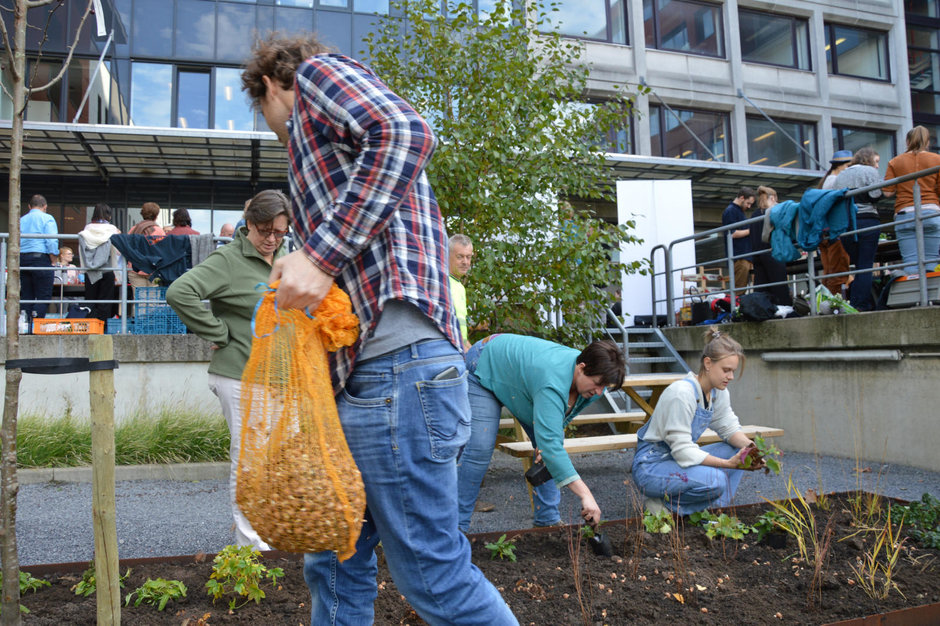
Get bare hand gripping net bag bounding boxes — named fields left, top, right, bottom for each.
left=237, top=283, right=364, bottom=559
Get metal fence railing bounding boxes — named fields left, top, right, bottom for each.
left=650, top=164, right=940, bottom=326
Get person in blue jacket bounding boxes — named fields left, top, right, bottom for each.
left=456, top=334, right=626, bottom=531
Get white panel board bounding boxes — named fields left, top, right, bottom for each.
left=617, top=180, right=695, bottom=323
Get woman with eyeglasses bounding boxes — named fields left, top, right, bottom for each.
left=166, top=189, right=290, bottom=550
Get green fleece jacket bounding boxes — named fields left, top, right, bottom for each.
left=166, top=227, right=285, bottom=380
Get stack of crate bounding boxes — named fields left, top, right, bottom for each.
left=133, top=287, right=186, bottom=335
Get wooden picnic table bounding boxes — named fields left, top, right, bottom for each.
left=619, top=372, right=687, bottom=423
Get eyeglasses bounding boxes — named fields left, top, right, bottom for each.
left=255, top=227, right=289, bottom=240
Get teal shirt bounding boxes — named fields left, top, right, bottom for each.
left=474, top=334, right=597, bottom=487
left=166, top=227, right=285, bottom=380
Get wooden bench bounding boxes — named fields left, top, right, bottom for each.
left=497, top=411, right=648, bottom=430
left=497, top=424, right=785, bottom=458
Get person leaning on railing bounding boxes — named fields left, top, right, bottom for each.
left=835, top=148, right=883, bottom=311
left=882, top=126, right=940, bottom=275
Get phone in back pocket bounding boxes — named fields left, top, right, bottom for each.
left=433, top=366, right=460, bottom=381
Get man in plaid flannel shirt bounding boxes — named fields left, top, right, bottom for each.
left=242, top=34, right=516, bottom=626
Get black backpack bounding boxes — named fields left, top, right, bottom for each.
left=739, top=292, right=777, bottom=322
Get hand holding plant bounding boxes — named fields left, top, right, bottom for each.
left=735, top=435, right=782, bottom=474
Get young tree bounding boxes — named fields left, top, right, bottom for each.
left=0, top=1, right=94, bottom=622
left=364, top=0, right=645, bottom=345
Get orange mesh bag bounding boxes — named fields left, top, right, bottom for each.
left=237, top=283, right=365, bottom=559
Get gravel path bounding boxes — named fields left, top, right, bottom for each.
left=16, top=450, right=940, bottom=566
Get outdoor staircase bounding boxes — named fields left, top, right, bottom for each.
left=594, top=310, right=691, bottom=424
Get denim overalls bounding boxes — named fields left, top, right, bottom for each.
left=631, top=378, right=745, bottom=515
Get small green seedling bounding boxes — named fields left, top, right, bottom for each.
left=741, top=435, right=782, bottom=474
left=898, top=493, right=940, bottom=549
left=125, top=578, right=188, bottom=611
left=484, top=534, right=518, bottom=561
left=206, top=545, right=284, bottom=611
left=72, top=563, right=131, bottom=597
left=643, top=509, right=673, bottom=534
left=0, top=571, right=51, bottom=615
left=752, top=510, right=788, bottom=542
left=580, top=524, right=596, bottom=540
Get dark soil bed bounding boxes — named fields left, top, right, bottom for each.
left=19, top=494, right=940, bottom=625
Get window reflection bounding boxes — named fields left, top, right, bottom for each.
left=25, top=61, right=63, bottom=122
left=133, top=0, right=172, bottom=57
left=650, top=105, right=729, bottom=161
left=739, top=10, right=810, bottom=70
left=131, top=63, right=173, bottom=127
left=538, top=0, right=622, bottom=44
left=645, top=0, right=723, bottom=57
left=355, top=0, right=388, bottom=14
left=826, top=23, right=889, bottom=81
left=178, top=70, right=210, bottom=129
left=746, top=117, right=816, bottom=169
left=832, top=126, right=895, bottom=177
left=214, top=68, right=254, bottom=131
left=176, top=0, right=217, bottom=60
left=218, top=3, right=257, bottom=62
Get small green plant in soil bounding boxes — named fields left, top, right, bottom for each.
left=484, top=534, right=518, bottom=562
left=125, top=578, right=188, bottom=611
left=752, top=510, right=788, bottom=542
left=579, top=524, right=596, bottom=540
left=738, top=435, right=782, bottom=474
left=72, top=563, right=131, bottom=597
left=689, top=511, right=751, bottom=540
left=0, top=571, right=51, bottom=615
left=764, top=476, right=823, bottom=565
left=205, top=545, right=284, bottom=611
left=897, top=493, right=940, bottom=549
left=643, top=509, right=673, bottom=534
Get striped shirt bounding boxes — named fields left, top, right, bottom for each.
left=286, top=54, right=460, bottom=389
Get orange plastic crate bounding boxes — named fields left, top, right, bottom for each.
left=32, top=318, right=104, bottom=335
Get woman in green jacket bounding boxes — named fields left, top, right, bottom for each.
left=166, top=189, right=290, bottom=549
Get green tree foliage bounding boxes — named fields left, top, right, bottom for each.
left=364, top=0, right=645, bottom=343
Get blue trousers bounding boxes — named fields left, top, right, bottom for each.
left=302, top=340, right=517, bottom=626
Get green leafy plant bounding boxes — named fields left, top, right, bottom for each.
left=643, top=509, right=673, bottom=534
left=0, top=571, right=51, bottom=615
left=850, top=504, right=907, bottom=600
left=365, top=0, right=645, bottom=344
left=739, top=435, right=782, bottom=474
left=897, top=493, right=940, bottom=549
left=484, top=534, right=518, bottom=562
left=579, top=524, right=595, bottom=540
left=72, top=563, right=131, bottom=597
left=205, top=545, right=284, bottom=611
left=689, top=511, right=750, bottom=540
left=752, top=511, right=788, bottom=543
left=125, top=578, right=188, bottom=611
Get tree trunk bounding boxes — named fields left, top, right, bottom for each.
left=1, top=0, right=27, bottom=622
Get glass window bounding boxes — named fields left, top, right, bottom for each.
left=538, top=0, right=627, bottom=45
left=132, top=0, right=173, bottom=57
left=355, top=0, right=389, bottom=14
left=567, top=101, right=633, bottom=153
left=832, top=125, right=896, bottom=177
left=178, top=70, right=210, bottom=129
left=212, top=210, right=246, bottom=235
left=176, top=0, right=217, bottom=60
left=746, top=116, right=816, bottom=169
left=649, top=105, right=729, bottom=161
left=277, top=0, right=314, bottom=6
left=217, top=3, right=257, bottom=62
left=739, top=9, right=810, bottom=70
left=131, top=63, right=173, bottom=127
left=276, top=7, right=315, bottom=35
left=644, top=0, right=723, bottom=58
left=24, top=61, right=63, bottom=122
left=214, top=68, right=254, bottom=131
left=825, top=23, right=889, bottom=81
left=321, top=0, right=349, bottom=8
left=906, top=0, right=939, bottom=18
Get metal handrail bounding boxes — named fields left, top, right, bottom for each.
left=650, top=164, right=940, bottom=325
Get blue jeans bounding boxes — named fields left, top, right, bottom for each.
left=894, top=208, right=940, bottom=275
left=841, top=216, right=881, bottom=311
left=632, top=441, right=745, bottom=515
left=456, top=373, right=561, bottom=531
left=302, top=339, right=517, bottom=626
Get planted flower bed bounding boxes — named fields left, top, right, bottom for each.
left=17, top=493, right=940, bottom=625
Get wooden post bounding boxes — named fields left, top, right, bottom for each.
left=88, top=335, right=120, bottom=625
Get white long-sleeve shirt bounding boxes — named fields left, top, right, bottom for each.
left=640, top=373, right=742, bottom=468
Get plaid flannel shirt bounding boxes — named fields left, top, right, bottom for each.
left=286, top=54, right=460, bottom=390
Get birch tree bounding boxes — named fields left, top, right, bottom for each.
left=0, top=1, right=94, bottom=621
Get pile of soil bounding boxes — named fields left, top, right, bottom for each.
left=19, top=495, right=940, bottom=624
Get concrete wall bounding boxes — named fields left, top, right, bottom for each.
left=1, top=335, right=221, bottom=422
left=660, top=308, right=940, bottom=472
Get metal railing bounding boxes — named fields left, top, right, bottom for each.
left=650, top=164, right=940, bottom=325
left=1, top=232, right=232, bottom=334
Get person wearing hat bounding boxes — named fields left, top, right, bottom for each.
left=815, top=149, right=854, bottom=295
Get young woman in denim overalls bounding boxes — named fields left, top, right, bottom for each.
left=632, top=327, right=764, bottom=515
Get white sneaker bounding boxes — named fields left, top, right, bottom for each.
left=644, top=497, right=667, bottom=514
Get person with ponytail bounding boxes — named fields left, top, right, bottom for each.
left=631, top=326, right=764, bottom=515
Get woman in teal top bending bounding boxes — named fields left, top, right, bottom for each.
left=456, top=334, right=625, bottom=531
